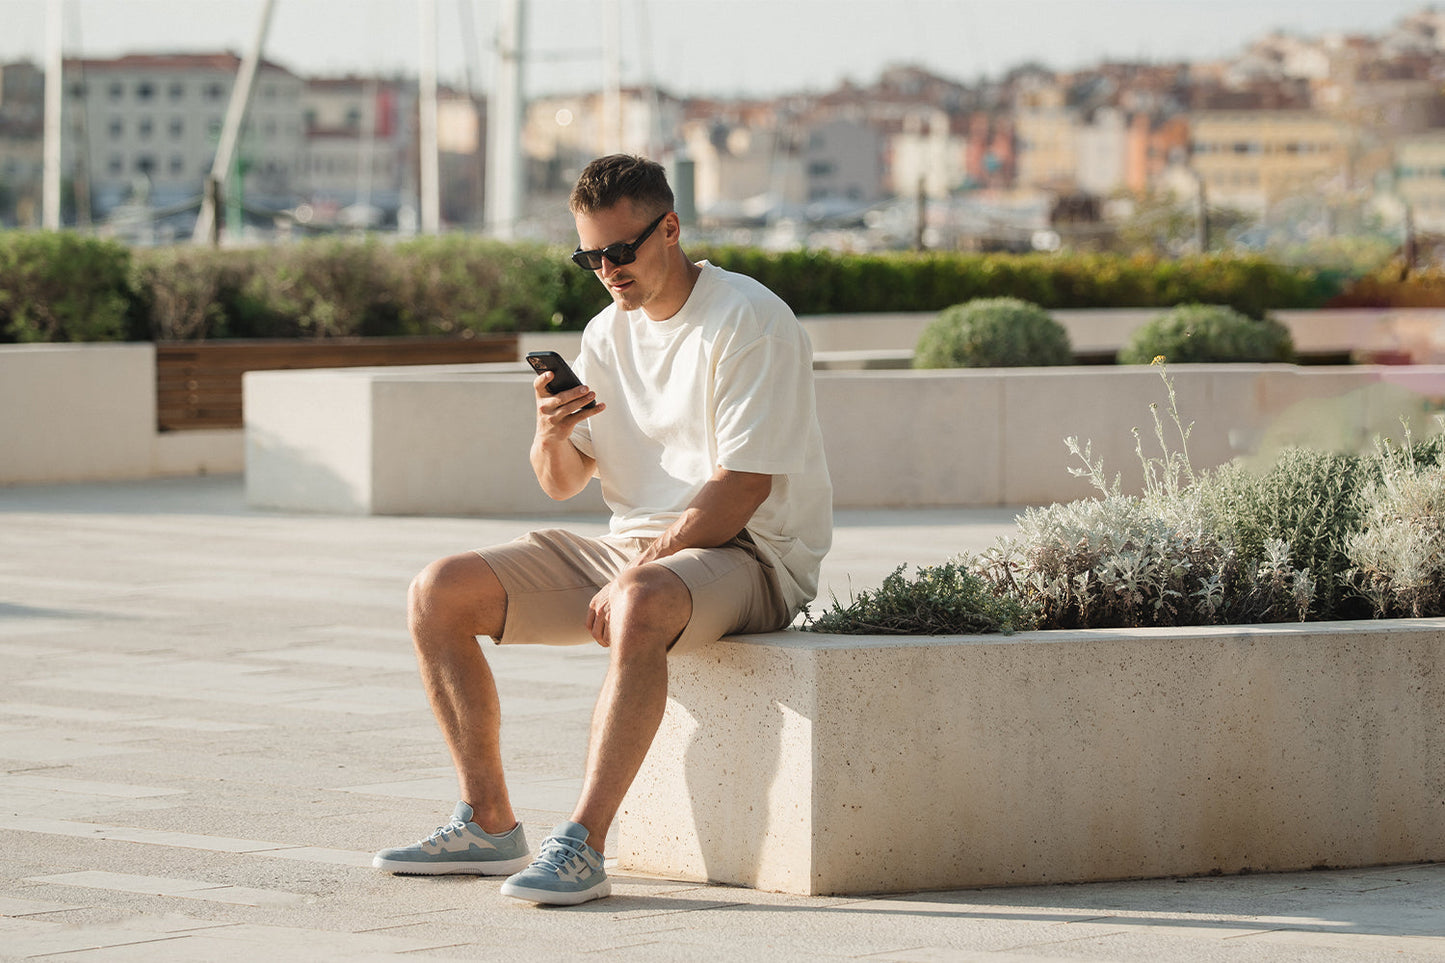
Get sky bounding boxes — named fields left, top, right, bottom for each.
left=0, top=0, right=1431, bottom=98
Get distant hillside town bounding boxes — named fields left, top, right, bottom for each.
left=0, top=6, right=1441, bottom=256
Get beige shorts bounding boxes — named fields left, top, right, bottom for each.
left=474, top=528, right=791, bottom=654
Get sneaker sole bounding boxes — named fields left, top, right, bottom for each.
left=498, top=878, right=612, bottom=905
left=373, top=854, right=533, bottom=876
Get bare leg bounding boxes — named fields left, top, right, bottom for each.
left=409, top=552, right=517, bottom=835
left=570, top=565, right=692, bottom=854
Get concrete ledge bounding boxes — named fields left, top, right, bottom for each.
left=618, top=619, right=1445, bottom=896
left=247, top=362, right=1443, bottom=513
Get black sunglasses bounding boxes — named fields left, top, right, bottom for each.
left=571, top=211, right=670, bottom=271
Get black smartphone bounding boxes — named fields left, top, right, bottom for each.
left=525, top=350, right=597, bottom=410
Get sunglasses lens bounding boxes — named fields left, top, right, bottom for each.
left=601, top=244, right=635, bottom=266
left=571, top=245, right=636, bottom=271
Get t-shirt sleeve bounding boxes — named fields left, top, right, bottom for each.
left=712, top=332, right=815, bottom=476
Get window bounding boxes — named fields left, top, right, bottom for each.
left=169, top=155, right=184, bottom=175
left=205, top=82, right=225, bottom=101
left=107, top=155, right=123, bottom=175
left=169, top=118, right=184, bottom=138
left=108, top=119, right=123, bottom=139
left=136, top=81, right=154, bottom=101
left=108, top=81, right=123, bottom=100
left=138, top=118, right=153, bottom=139
left=169, top=81, right=185, bottom=101
left=135, top=155, right=155, bottom=175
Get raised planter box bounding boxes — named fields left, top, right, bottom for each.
left=617, top=619, right=1445, bottom=896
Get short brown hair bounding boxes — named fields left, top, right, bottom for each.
left=569, top=154, right=674, bottom=217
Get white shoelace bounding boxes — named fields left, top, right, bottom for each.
left=423, top=819, right=466, bottom=845
left=532, top=836, right=589, bottom=873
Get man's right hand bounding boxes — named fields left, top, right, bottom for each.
left=529, top=372, right=602, bottom=501
left=533, top=371, right=603, bottom=441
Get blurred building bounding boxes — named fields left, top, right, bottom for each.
left=436, top=89, right=485, bottom=229
left=297, top=75, right=417, bottom=228
left=1188, top=110, right=1355, bottom=213
left=61, top=53, right=305, bottom=223
left=680, top=111, right=806, bottom=222
left=523, top=86, right=684, bottom=195
left=1395, top=132, right=1445, bottom=232
left=0, top=62, right=44, bottom=226
left=889, top=109, right=968, bottom=199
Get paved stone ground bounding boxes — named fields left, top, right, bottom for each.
left=0, top=475, right=1441, bottom=962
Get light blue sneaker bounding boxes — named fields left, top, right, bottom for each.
left=499, top=821, right=611, bottom=905
left=373, top=802, right=530, bottom=875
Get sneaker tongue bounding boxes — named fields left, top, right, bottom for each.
left=452, top=801, right=476, bottom=825
left=550, top=820, right=590, bottom=844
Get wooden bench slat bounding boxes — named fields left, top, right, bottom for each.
left=155, top=336, right=519, bottom=432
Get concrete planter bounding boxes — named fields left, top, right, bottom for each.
left=245, top=362, right=1445, bottom=513
left=618, top=618, right=1445, bottom=896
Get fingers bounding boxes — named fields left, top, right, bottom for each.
left=587, top=588, right=611, bottom=647
left=533, top=374, right=602, bottom=423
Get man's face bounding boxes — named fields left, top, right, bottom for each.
left=573, top=200, right=670, bottom=315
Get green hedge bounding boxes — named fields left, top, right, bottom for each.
left=696, top=248, right=1339, bottom=318
left=1, top=231, right=1346, bottom=343
left=0, top=232, right=139, bottom=341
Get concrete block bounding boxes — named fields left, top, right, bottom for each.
left=245, top=369, right=375, bottom=514
left=816, top=370, right=1002, bottom=508
left=0, top=344, right=156, bottom=484
left=619, top=620, right=1445, bottom=896
left=245, top=365, right=606, bottom=515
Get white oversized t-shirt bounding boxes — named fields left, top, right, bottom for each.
left=569, top=261, right=833, bottom=612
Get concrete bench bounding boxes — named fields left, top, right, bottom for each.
left=616, top=618, right=1445, bottom=896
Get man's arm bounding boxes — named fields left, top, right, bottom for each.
left=628, top=467, right=773, bottom=568
left=529, top=372, right=602, bottom=501
left=586, top=466, right=772, bottom=646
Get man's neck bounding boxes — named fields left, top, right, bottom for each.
left=641, top=257, right=704, bottom=322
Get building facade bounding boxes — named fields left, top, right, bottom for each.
left=62, top=53, right=305, bottom=220
left=1396, top=132, right=1445, bottom=232
left=297, top=76, right=418, bottom=227
left=1189, top=110, right=1355, bottom=213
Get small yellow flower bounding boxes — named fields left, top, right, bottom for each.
left=1151, top=355, right=1167, bottom=366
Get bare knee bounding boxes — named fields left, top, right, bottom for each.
left=409, top=552, right=506, bottom=640
left=605, top=566, right=690, bottom=656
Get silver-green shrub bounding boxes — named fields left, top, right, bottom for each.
left=977, top=496, right=1314, bottom=629
left=976, top=364, right=1317, bottom=629
left=913, top=297, right=1072, bottom=368
left=1191, top=448, right=1368, bottom=621
left=1344, top=438, right=1445, bottom=618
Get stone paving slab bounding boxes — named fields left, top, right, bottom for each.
left=0, top=475, right=1441, bottom=961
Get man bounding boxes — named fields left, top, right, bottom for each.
left=373, top=154, right=832, bottom=905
